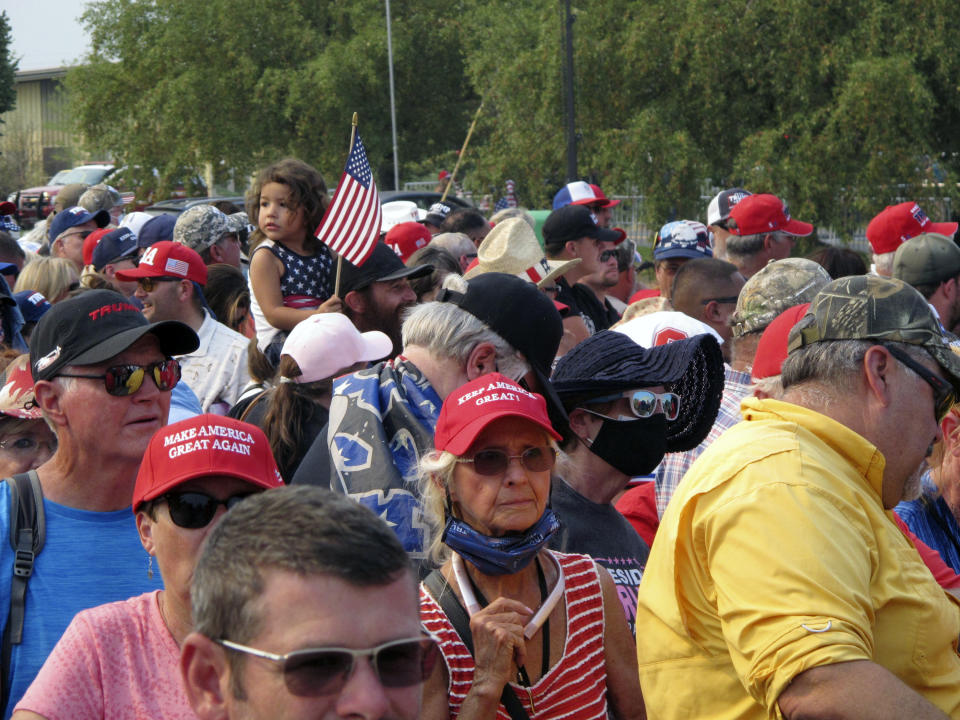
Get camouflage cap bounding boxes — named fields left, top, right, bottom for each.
left=787, top=275, right=960, bottom=392
left=892, top=233, right=960, bottom=288
left=53, top=183, right=90, bottom=213
left=224, top=211, right=249, bottom=235
left=730, top=258, right=832, bottom=337
left=173, top=205, right=230, bottom=253
left=79, top=183, right=122, bottom=213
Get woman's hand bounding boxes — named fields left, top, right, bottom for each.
left=315, top=295, right=342, bottom=314
left=468, top=597, right=533, bottom=695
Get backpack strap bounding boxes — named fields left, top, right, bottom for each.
left=423, top=569, right=531, bottom=720
left=1, top=471, right=43, bottom=714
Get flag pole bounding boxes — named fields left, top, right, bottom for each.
left=441, top=102, right=483, bottom=203
left=334, top=113, right=360, bottom=299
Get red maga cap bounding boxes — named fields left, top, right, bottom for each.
left=133, top=414, right=282, bottom=510
left=385, top=222, right=432, bottom=263
left=115, top=241, right=207, bottom=285
left=82, top=228, right=112, bottom=267
left=433, top=373, right=561, bottom=456
left=865, top=201, right=958, bottom=255
left=751, top=303, right=811, bottom=381
left=729, top=193, right=813, bottom=237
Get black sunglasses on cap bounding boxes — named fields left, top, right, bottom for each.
left=216, top=635, right=439, bottom=697
left=58, top=359, right=181, bottom=396
left=161, top=491, right=254, bottom=529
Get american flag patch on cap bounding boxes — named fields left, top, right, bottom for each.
left=165, top=258, right=189, bottom=276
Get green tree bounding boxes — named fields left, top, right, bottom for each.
left=0, top=11, right=19, bottom=131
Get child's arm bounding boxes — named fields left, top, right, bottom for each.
left=249, top=248, right=341, bottom=331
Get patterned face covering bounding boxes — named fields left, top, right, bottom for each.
left=442, top=508, right=560, bottom=576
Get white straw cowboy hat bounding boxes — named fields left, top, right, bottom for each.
left=462, top=217, right=580, bottom=287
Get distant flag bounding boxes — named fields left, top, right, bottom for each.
left=314, top=124, right=382, bottom=266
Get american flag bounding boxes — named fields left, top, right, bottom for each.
left=314, top=128, right=382, bottom=266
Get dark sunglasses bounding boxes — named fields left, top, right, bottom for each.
left=700, top=296, right=739, bottom=305
left=217, top=635, right=439, bottom=697
left=599, top=249, right=617, bottom=262
left=137, top=276, right=182, bottom=292
left=457, top=446, right=557, bottom=476
left=885, top=345, right=956, bottom=422
left=162, top=491, right=253, bottom=529
left=58, top=358, right=181, bottom=397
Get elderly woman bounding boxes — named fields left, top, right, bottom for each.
left=548, top=328, right=724, bottom=632
left=419, top=373, right=645, bottom=720
left=0, top=355, right=56, bottom=477
left=11, top=415, right=282, bottom=719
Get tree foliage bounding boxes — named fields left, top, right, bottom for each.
left=66, top=0, right=960, bottom=235
left=0, top=11, right=19, bottom=129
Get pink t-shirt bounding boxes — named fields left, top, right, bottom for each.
left=14, top=590, right=196, bottom=719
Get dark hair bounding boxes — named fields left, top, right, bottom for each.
left=0, top=232, right=25, bottom=265
left=257, top=355, right=330, bottom=481
left=806, top=245, right=867, bottom=279
left=406, top=245, right=460, bottom=301
left=245, top=338, right=276, bottom=385
left=203, top=264, right=250, bottom=335
left=191, top=486, right=411, bottom=646
left=441, top=209, right=487, bottom=235
left=211, top=200, right=242, bottom=215
left=245, top=158, right=328, bottom=252
left=670, top=257, right=740, bottom=316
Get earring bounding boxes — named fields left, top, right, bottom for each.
left=147, top=555, right=154, bottom=579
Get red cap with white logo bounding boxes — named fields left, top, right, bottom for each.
left=115, top=241, right=208, bottom=285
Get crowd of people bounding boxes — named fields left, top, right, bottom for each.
left=0, top=165, right=955, bottom=719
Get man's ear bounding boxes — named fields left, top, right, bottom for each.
left=862, top=345, right=893, bottom=407
left=465, top=342, right=498, bottom=380
left=343, top=289, right=366, bottom=315
left=208, top=243, right=225, bottom=264
left=50, top=239, right=65, bottom=259
left=32, top=380, right=67, bottom=427
left=564, top=239, right=580, bottom=259
left=180, top=633, right=231, bottom=720
left=702, top=299, right=723, bottom=324
left=942, top=411, right=960, bottom=456
left=567, top=407, right=595, bottom=441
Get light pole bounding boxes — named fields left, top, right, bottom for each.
left=564, top=0, right=577, bottom=182
left=385, top=0, right=400, bottom=190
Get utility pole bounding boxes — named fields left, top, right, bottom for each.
left=386, top=0, right=400, bottom=190
left=563, top=0, right=577, bottom=182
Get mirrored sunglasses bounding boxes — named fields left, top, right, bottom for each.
left=456, top=446, right=557, bottom=476
left=584, top=390, right=681, bottom=421
left=58, top=358, right=181, bottom=397
left=217, top=635, right=439, bottom=697
left=162, top=491, right=253, bottom=529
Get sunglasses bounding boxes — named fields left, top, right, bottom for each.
left=137, top=276, right=182, bottom=292
left=58, top=358, right=181, bottom=396
left=217, top=635, right=439, bottom=697
left=885, top=345, right=956, bottom=422
left=600, top=249, right=618, bottom=262
left=585, top=390, right=681, bottom=421
left=162, top=491, right=253, bottom=529
left=700, top=296, right=739, bottom=305
left=457, top=446, right=557, bottom=476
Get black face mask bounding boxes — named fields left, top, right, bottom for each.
left=588, top=414, right=667, bottom=477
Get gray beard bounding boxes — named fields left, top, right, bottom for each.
left=901, top=461, right=928, bottom=503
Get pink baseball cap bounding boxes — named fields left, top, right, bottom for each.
left=280, top=313, right=392, bottom=384
left=433, top=373, right=561, bottom=456
left=866, top=201, right=958, bottom=255
left=751, top=303, right=811, bottom=381
left=133, top=414, right=283, bottom=510
left=728, top=193, right=813, bottom=237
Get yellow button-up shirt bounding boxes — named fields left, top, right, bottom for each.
left=636, top=398, right=960, bottom=719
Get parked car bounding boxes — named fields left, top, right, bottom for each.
left=379, top=190, right=473, bottom=211
left=143, top=195, right=247, bottom=216
left=12, top=163, right=117, bottom=227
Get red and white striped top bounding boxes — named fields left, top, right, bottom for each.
left=420, top=551, right=608, bottom=719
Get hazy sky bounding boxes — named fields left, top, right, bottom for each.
left=5, top=0, right=91, bottom=72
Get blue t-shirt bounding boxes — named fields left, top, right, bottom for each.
left=0, top=483, right=162, bottom=718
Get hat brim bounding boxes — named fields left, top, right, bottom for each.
left=378, top=263, right=433, bottom=284
left=654, top=248, right=708, bottom=261
left=357, top=330, right=394, bottom=362
left=115, top=265, right=170, bottom=281
left=441, top=404, right=563, bottom=457
left=588, top=226, right=624, bottom=245
left=68, top=320, right=199, bottom=368
left=780, top=219, right=814, bottom=236
left=928, top=221, right=959, bottom=238
left=538, top=258, right=582, bottom=286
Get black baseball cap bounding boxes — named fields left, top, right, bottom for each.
left=339, top=242, right=432, bottom=295
left=30, top=289, right=199, bottom=382
left=435, top=272, right=567, bottom=430
left=542, top=205, right=623, bottom=252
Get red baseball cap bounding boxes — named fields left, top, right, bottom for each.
left=385, top=222, right=432, bottom=263
left=132, top=414, right=283, bottom=510
left=115, top=240, right=207, bottom=285
left=0, top=355, right=42, bottom=420
left=865, top=201, right=958, bottom=255
left=728, top=193, right=813, bottom=237
left=82, top=228, right=112, bottom=268
left=433, top=373, right=561, bottom=456
left=751, top=303, right=811, bottom=381
left=628, top=288, right=661, bottom=304
left=570, top=183, right=620, bottom=209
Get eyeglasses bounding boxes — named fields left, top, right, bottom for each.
left=600, top=249, right=618, bottom=262
left=162, top=491, right=253, bottom=529
left=885, top=345, right=956, bottom=422
left=57, top=358, right=181, bottom=396
left=456, top=446, right=557, bottom=476
left=137, top=276, right=183, bottom=293
left=216, top=635, right=439, bottom=697
left=59, top=230, right=92, bottom=242
left=584, top=390, right=681, bottom=421
left=700, top=296, right=739, bottom=305
left=0, top=434, right=56, bottom=455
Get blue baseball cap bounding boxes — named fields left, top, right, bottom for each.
left=653, top=220, right=713, bottom=261
left=48, top=206, right=110, bottom=242
left=137, top=214, right=176, bottom=249
left=14, top=290, right=51, bottom=324
left=92, top=227, right=138, bottom=271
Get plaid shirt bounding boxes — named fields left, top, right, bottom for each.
left=655, top=365, right=752, bottom=518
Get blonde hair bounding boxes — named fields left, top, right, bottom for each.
left=14, top=257, right=78, bottom=303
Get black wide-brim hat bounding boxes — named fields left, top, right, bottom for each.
left=550, top=330, right=724, bottom=452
